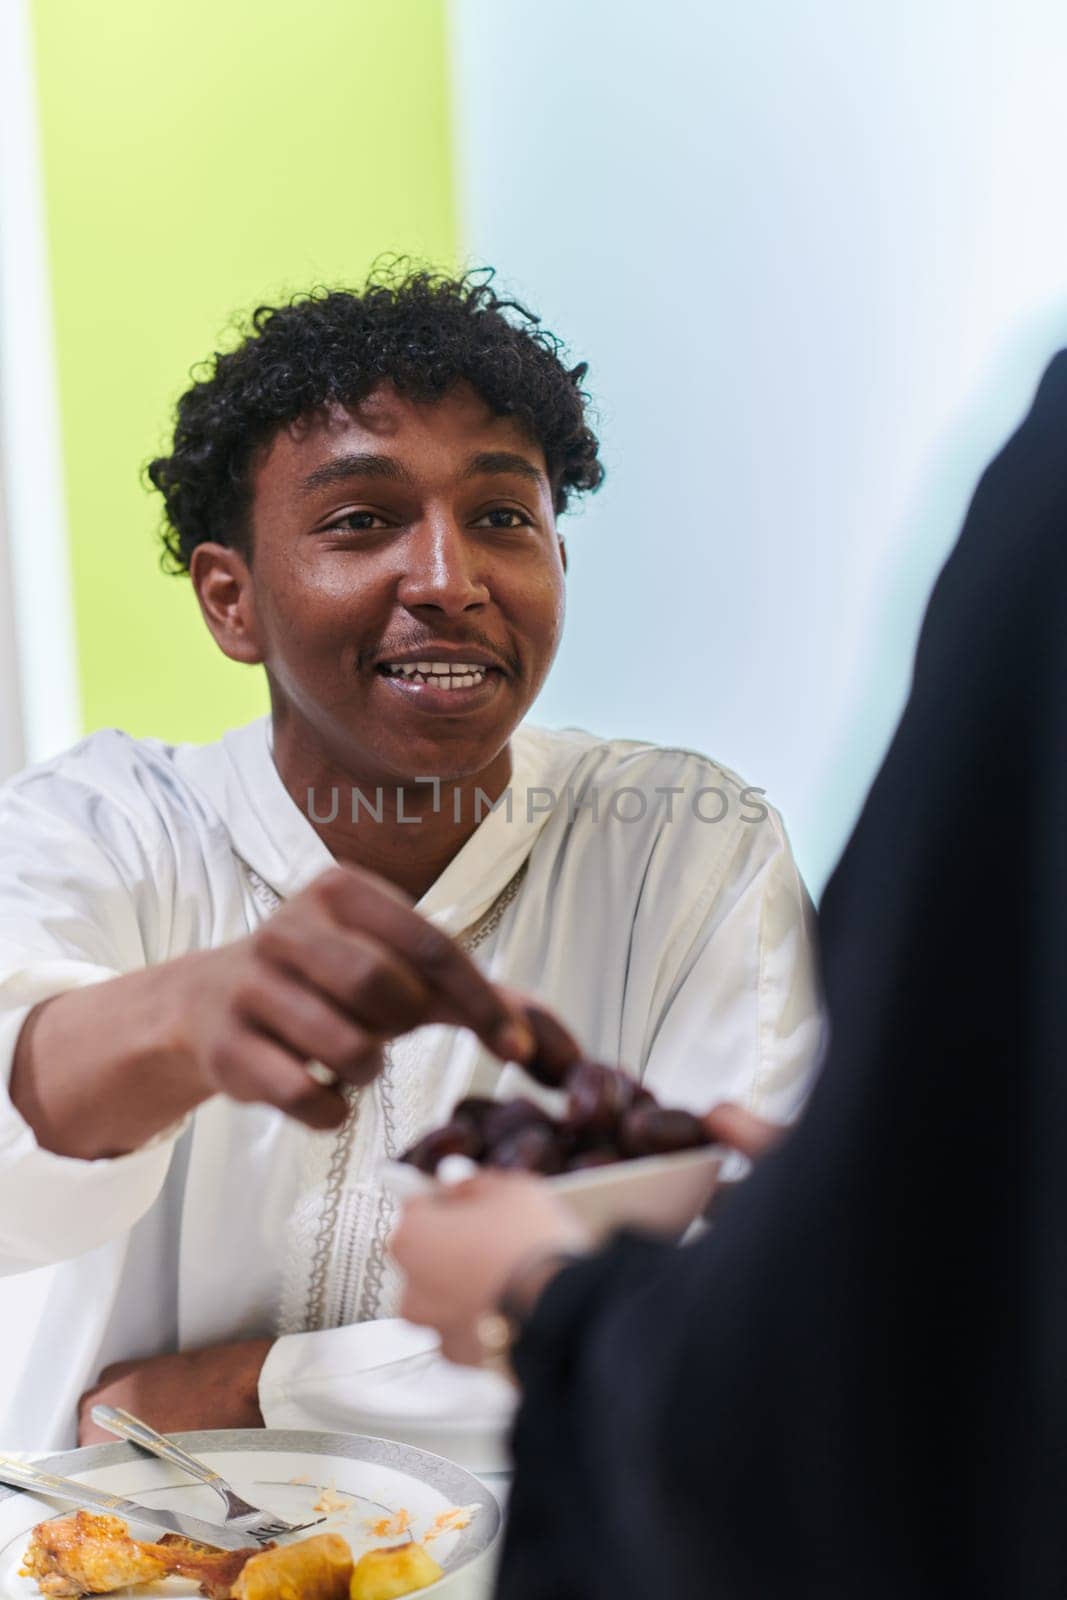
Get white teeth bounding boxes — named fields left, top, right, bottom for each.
left=384, top=661, right=488, bottom=682
left=383, top=662, right=488, bottom=689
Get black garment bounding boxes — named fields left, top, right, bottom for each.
left=499, top=354, right=1067, bottom=1598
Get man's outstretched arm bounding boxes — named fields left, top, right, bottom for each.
left=9, top=863, right=537, bottom=1162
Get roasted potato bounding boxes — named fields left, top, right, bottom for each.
left=349, top=1541, right=444, bottom=1599
left=232, top=1532, right=353, bottom=1599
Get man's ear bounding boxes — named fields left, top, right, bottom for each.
left=558, top=534, right=568, bottom=575
left=189, top=543, right=264, bottom=664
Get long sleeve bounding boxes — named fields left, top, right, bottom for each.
left=0, top=759, right=181, bottom=1272
left=258, top=1319, right=517, bottom=1473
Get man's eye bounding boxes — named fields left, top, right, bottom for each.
left=472, top=507, right=532, bottom=529
left=330, top=511, right=388, bottom=532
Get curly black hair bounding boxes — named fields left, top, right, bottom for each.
left=147, top=265, right=604, bottom=573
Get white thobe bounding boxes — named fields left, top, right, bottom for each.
left=0, top=718, right=820, bottom=1462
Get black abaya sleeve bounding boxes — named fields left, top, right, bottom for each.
left=498, top=353, right=1067, bottom=1599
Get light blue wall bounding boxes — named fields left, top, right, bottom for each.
left=451, top=0, right=1067, bottom=892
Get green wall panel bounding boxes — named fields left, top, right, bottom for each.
left=31, top=0, right=458, bottom=743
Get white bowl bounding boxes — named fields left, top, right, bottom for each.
left=382, top=1144, right=722, bottom=1243
left=545, top=1143, right=722, bottom=1239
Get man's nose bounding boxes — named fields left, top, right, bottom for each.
left=395, top=516, right=490, bottom=616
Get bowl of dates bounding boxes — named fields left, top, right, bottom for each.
left=393, top=1059, right=722, bottom=1239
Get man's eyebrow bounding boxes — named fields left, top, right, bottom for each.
left=300, top=453, right=414, bottom=493
left=461, top=451, right=548, bottom=487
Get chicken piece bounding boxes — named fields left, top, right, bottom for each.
left=349, top=1542, right=444, bottom=1600
left=232, top=1533, right=353, bottom=1599
left=21, top=1511, right=170, bottom=1596
left=21, top=1510, right=263, bottom=1598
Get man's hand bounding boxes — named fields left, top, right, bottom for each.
left=12, top=861, right=544, bottom=1157
left=177, top=864, right=538, bottom=1132
left=77, top=1338, right=273, bottom=1446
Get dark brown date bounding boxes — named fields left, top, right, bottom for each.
left=450, top=1097, right=497, bottom=1158
left=405, top=1122, right=480, bottom=1173
left=490, top=1124, right=565, bottom=1175
left=484, top=1097, right=554, bottom=1148
left=564, top=1060, right=653, bottom=1136
left=453, top=1096, right=497, bottom=1128
left=402, top=1119, right=481, bottom=1174
left=401, top=1060, right=708, bottom=1181
left=519, top=1000, right=582, bottom=1088
left=618, top=1104, right=710, bottom=1159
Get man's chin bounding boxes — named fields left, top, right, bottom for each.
left=360, top=673, right=521, bottom=784
left=392, top=747, right=511, bottom=789
left=359, top=726, right=515, bottom=790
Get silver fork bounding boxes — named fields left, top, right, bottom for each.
left=90, top=1405, right=326, bottom=1544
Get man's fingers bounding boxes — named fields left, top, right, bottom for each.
left=314, top=868, right=534, bottom=1062
left=208, top=1030, right=349, bottom=1129
left=257, top=916, right=434, bottom=1035
left=702, top=1102, right=783, bottom=1159
left=233, top=966, right=387, bottom=1085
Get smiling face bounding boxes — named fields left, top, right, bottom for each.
left=191, top=382, right=567, bottom=788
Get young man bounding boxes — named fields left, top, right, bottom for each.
left=0, top=269, right=820, bottom=1461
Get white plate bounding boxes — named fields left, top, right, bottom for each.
left=0, top=1428, right=501, bottom=1598
left=384, top=1143, right=722, bottom=1241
